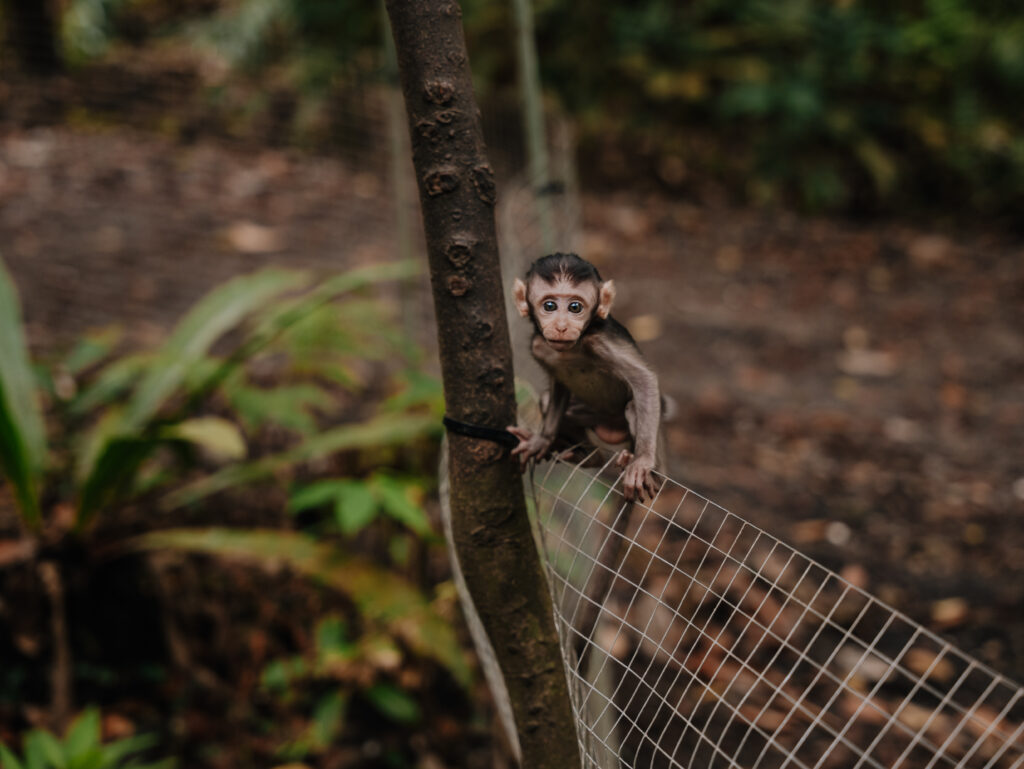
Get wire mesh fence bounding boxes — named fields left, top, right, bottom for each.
left=531, top=452, right=1024, bottom=769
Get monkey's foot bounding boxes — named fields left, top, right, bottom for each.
left=614, top=449, right=633, bottom=469
left=620, top=455, right=659, bottom=503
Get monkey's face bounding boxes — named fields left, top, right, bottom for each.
left=513, top=275, right=615, bottom=350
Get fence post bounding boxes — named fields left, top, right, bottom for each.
left=382, top=2, right=582, bottom=767
left=511, top=0, right=556, bottom=253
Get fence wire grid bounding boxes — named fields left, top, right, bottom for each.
left=530, top=452, right=1024, bottom=769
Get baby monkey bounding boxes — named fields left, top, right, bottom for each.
left=508, top=253, right=663, bottom=502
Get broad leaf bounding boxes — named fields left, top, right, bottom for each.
left=99, top=733, right=158, bottom=765
left=161, top=418, right=247, bottom=462
left=288, top=479, right=349, bottom=513
left=63, top=708, right=101, bottom=759
left=188, top=260, right=419, bottom=405
left=227, top=383, right=333, bottom=435
left=123, top=268, right=311, bottom=432
left=69, top=354, right=150, bottom=417
left=333, top=481, right=377, bottom=535
left=365, top=682, right=420, bottom=724
left=75, top=409, right=154, bottom=529
left=61, top=327, right=123, bottom=377
left=309, top=691, right=347, bottom=748
left=133, top=528, right=471, bottom=687
left=370, top=475, right=431, bottom=535
left=0, top=258, right=46, bottom=528
left=23, top=730, right=62, bottom=769
left=289, top=479, right=378, bottom=535
left=0, top=744, right=26, bottom=769
left=161, top=411, right=439, bottom=511
left=76, top=269, right=308, bottom=523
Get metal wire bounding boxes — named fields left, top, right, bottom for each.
left=530, top=454, right=1024, bottom=769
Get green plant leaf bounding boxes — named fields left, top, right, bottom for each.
left=23, top=730, right=63, bottom=769
left=315, top=616, right=349, bottom=654
left=0, top=743, right=26, bottom=769
left=0, top=257, right=46, bottom=529
left=61, top=327, right=123, bottom=376
left=227, top=383, right=332, bottom=435
left=99, top=733, right=158, bottom=766
left=132, top=528, right=471, bottom=687
left=371, top=475, right=431, bottom=536
left=288, top=479, right=348, bottom=513
left=160, top=418, right=247, bottom=462
left=333, top=481, right=377, bottom=535
left=124, top=268, right=311, bottom=433
left=309, top=691, right=347, bottom=748
left=69, top=354, right=150, bottom=417
left=75, top=408, right=155, bottom=530
left=381, top=370, right=444, bottom=417
left=161, top=411, right=439, bottom=511
left=364, top=682, right=420, bottom=725
left=188, top=260, right=419, bottom=407
left=75, top=269, right=309, bottom=524
left=63, top=709, right=101, bottom=759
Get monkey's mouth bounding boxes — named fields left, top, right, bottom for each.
left=544, top=337, right=577, bottom=350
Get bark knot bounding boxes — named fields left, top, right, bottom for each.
left=415, top=119, right=438, bottom=141
left=424, top=79, right=456, bottom=105
left=423, top=166, right=459, bottom=196
left=471, top=164, right=497, bottom=206
left=447, top=275, right=470, bottom=296
left=446, top=237, right=475, bottom=267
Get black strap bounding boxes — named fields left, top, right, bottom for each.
left=443, top=416, right=519, bottom=448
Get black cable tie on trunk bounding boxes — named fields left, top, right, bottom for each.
left=443, top=416, right=519, bottom=448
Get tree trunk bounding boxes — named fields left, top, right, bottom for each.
left=383, top=2, right=581, bottom=767
left=1, top=0, right=62, bottom=76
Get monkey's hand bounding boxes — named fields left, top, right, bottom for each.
left=619, top=453, right=659, bottom=503
left=507, top=426, right=553, bottom=469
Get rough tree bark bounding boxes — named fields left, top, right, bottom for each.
left=383, top=3, right=581, bottom=767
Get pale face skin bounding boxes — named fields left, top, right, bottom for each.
left=512, top=275, right=615, bottom=350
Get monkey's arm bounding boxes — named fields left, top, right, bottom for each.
left=591, top=336, right=661, bottom=501
left=508, top=379, right=570, bottom=467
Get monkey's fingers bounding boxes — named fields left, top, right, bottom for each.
left=642, top=471, right=659, bottom=502
left=506, top=425, right=533, bottom=441
left=621, top=469, right=640, bottom=502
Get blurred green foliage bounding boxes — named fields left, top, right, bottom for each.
left=0, top=256, right=426, bottom=536
left=531, top=0, right=1024, bottom=212
left=0, top=709, right=173, bottom=769
left=51, top=0, right=1023, bottom=214
left=1, top=255, right=460, bottom=757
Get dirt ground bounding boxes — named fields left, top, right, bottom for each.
left=1, top=117, right=1022, bottom=749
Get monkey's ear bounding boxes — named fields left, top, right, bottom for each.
left=596, top=280, right=616, bottom=319
left=512, top=278, right=531, bottom=317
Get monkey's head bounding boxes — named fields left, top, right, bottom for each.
left=512, top=253, right=615, bottom=350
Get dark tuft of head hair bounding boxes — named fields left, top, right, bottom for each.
left=525, top=253, right=603, bottom=285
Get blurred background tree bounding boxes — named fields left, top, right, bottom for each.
left=11, top=0, right=1020, bottom=216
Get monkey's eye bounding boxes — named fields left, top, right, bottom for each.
left=542, top=300, right=557, bottom=312
left=568, top=301, right=583, bottom=313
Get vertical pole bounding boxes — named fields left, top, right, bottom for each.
left=511, top=0, right=556, bottom=253
left=383, top=3, right=581, bottom=767
left=381, top=2, right=417, bottom=343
